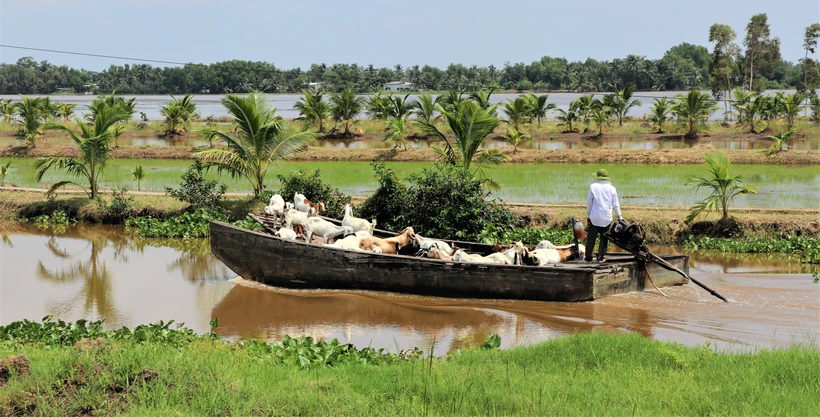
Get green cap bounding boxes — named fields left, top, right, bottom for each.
left=594, top=169, right=610, bottom=180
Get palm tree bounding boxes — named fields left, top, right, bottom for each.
left=294, top=90, right=330, bottom=132
left=0, top=99, right=14, bottom=122
left=608, top=83, right=641, bottom=126
left=390, top=93, right=414, bottom=118
left=131, top=165, right=146, bottom=191
left=57, top=103, right=77, bottom=121
left=555, top=100, right=582, bottom=133
left=0, top=161, right=10, bottom=186
left=329, top=89, right=365, bottom=137
left=780, top=92, right=806, bottom=131
left=525, top=94, right=556, bottom=127
left=411, top=93, right=439, bottom=122
left=416, top=100, right=505, bottom=188
left=647, top=97, right=671, bottom=133
left=195, top=92, right=319, bottom=196
left=502, top=126, right=531, bottom=152
left=501, top=97, right=532, bottom=131
left=383, top=114, right=410, bottom=150
left=590, top=106, right=611, bottom=137
left=468, top=89, right=497, bottom=116
left=731, top=88, right=754, bottom=125
left=13, top=96, right=46, bottom=147
left=764, top=129, right=795, bottom=156
left=671, top=90, right=718, bottom=139
left=365, top=91, right=393, bottom=120
left=85, top=92, right=135, bottom=148
left=434, top=90, right=465, bottom=114
left=685, top=152, right=756, bottom=222
left=159, top=94, right=197, bottom=135
left=576, top=94, right=598, bottom=132
left=35, top=107, right=131, bottom=198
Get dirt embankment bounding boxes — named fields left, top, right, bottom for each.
left=2, top=143, right=818, bottom=165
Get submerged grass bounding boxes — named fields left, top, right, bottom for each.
left=1, top=319, right=818, bottom=416
left=1, top=157, right=817, bottom=208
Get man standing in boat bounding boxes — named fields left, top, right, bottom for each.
left=585, top=169, right=622, bottom=262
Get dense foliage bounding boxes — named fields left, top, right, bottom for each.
left=0, top=318, right=422, bottom=368
left=684, top=235, right=820, bottom=264
left=358, top=164, right=518, bottom=241
left=275, top=170, right=351, bottom=218
left=2, top=15, right=813, bottom=95
left=165, top=161, right=226, bottom=209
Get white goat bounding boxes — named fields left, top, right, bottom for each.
left=534, top=240, right=557, bottom=250
left=275, top=227, right=298, bottom=241
left=304, top=217, right=353, bottom=244
left=451, top=247, right=517, bottom=265
left=264, top=194, right=288, bottom=223
left=341, top=204, right=376, bottom=234
left=284, top=208, right=310, bottom=229
left=324, top=234, right=363, bottom=251
left=414, top=234, right=453, bottom=255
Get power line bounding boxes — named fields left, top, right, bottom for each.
left=0, top=44, right=189, bottom=66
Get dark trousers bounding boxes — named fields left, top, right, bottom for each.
left=584, top=221, right=610, bottom=262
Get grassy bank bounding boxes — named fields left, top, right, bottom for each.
left=1, top=158, right=817, bottom=208
left=1, top=320, right=818, bottom=416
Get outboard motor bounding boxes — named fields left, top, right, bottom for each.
left=607, top=219, right=646, bottom=253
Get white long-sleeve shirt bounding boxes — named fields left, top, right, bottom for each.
left=586, top=180, right=622, bottom=227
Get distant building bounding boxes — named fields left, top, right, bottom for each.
left=383, top=81, right=414, bottom=92
left=306, top=82, right=322, bottom=91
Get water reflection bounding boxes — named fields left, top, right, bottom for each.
left=1, top=222, right=817, bottom=354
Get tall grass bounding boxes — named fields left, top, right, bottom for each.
left=1, top=331, right=817, bottom=416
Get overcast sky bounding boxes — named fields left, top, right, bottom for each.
left=1, top=0, right=818, bottom=71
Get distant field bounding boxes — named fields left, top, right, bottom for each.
left=1, top=158, right=816, bottom=208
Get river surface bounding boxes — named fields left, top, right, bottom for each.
left=0, top=90, right=808, bottom=121
left=1, top=223, right=817, bottom=355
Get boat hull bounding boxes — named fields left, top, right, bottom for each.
left=210, top=221, right=689, bottom=302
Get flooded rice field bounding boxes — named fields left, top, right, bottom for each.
left=1, top=223, right=817, bottom=355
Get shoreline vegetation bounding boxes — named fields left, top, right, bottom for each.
left=1, top=319, right=818, bottom=416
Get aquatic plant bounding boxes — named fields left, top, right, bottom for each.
left=684, top=235, right=820, bottom=264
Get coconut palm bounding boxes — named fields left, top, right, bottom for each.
left=195, top=92, right=319, bottom=196
left=160, top=94, right=197, bottom=135
left=671, top=90, right=718, bottom=138
left=131, top=165, right=146, bottom=191
left=0, top=161, right=10, bottom=186
left=576, top=94, right=598, bottom=131
left=434, top=90, right=465, bottom=114
left=390, top=93, right=414, bottom=118
left=35, top=107, right=131, bottom=198
left=294, top=90, right=330, bottom=132
left=780, top=92, right=806, bottom=131
left=329, top=89, right=365, bottom=137
left=57, top=103, right=77, bottom=121
left=416, top=100, right=505, bottom=188
left=502, top=126, right=531, bottom=152
left=13, top=96, right=46, bottom=147
left=647, top=97, right=672, bottom=133
left=525, top=93, right=556, bottom=127
left=86, top=92, right=136, bottom=123
left=468, top=89, right=498, bottom=116
left=731, top=88, right=754, bottom=125
left=0, top=99, right=14, bottom=122
left=590, top=106, right=611, bottom=137
left=411, top=93, right=439, bottom=122
left=501, top=97, right=532, bottom=131
left=608, top=83, right=641, bottom=126
left=685, top=152, right=756, bottom=222
left=764, top=129, right=795, bottom=156
left=555, top=100, right=582, bottom=133
left=366, top=92, right=393, bottom=120
left=383, top=114, right=410, bottom=150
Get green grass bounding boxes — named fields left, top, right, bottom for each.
left=1, top=157, right=816, bottom=208
left=2, top=329, right=817, bottom=416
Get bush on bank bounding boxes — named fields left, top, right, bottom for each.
left=1, top=319, right=818, bottom=416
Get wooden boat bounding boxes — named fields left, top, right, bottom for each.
left=209, top=215, right=690, bottom=302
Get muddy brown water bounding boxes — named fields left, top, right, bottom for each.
left=1, top=223, right=817, bottom=355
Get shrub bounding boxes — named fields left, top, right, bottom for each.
left=361, top=164, right=518, bottom=241
left=126, top=207, right=227, bottom=238
left=357, top=163, right=408, bottom=231
left=166, top=161, right=226, bottom=209
left=95, top=187, right=134, bottom=224
left=275, top=170, right=351, bottom=218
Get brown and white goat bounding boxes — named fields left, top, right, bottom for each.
left=359, top=227, right=415, bottom=255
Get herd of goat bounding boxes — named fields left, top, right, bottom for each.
left=263, top=193, right=584, bottom=266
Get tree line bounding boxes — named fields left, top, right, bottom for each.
left=0, top=14, right=816, bottom=96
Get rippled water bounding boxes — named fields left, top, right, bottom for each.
left=1, top=223, right=817, bottom=354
